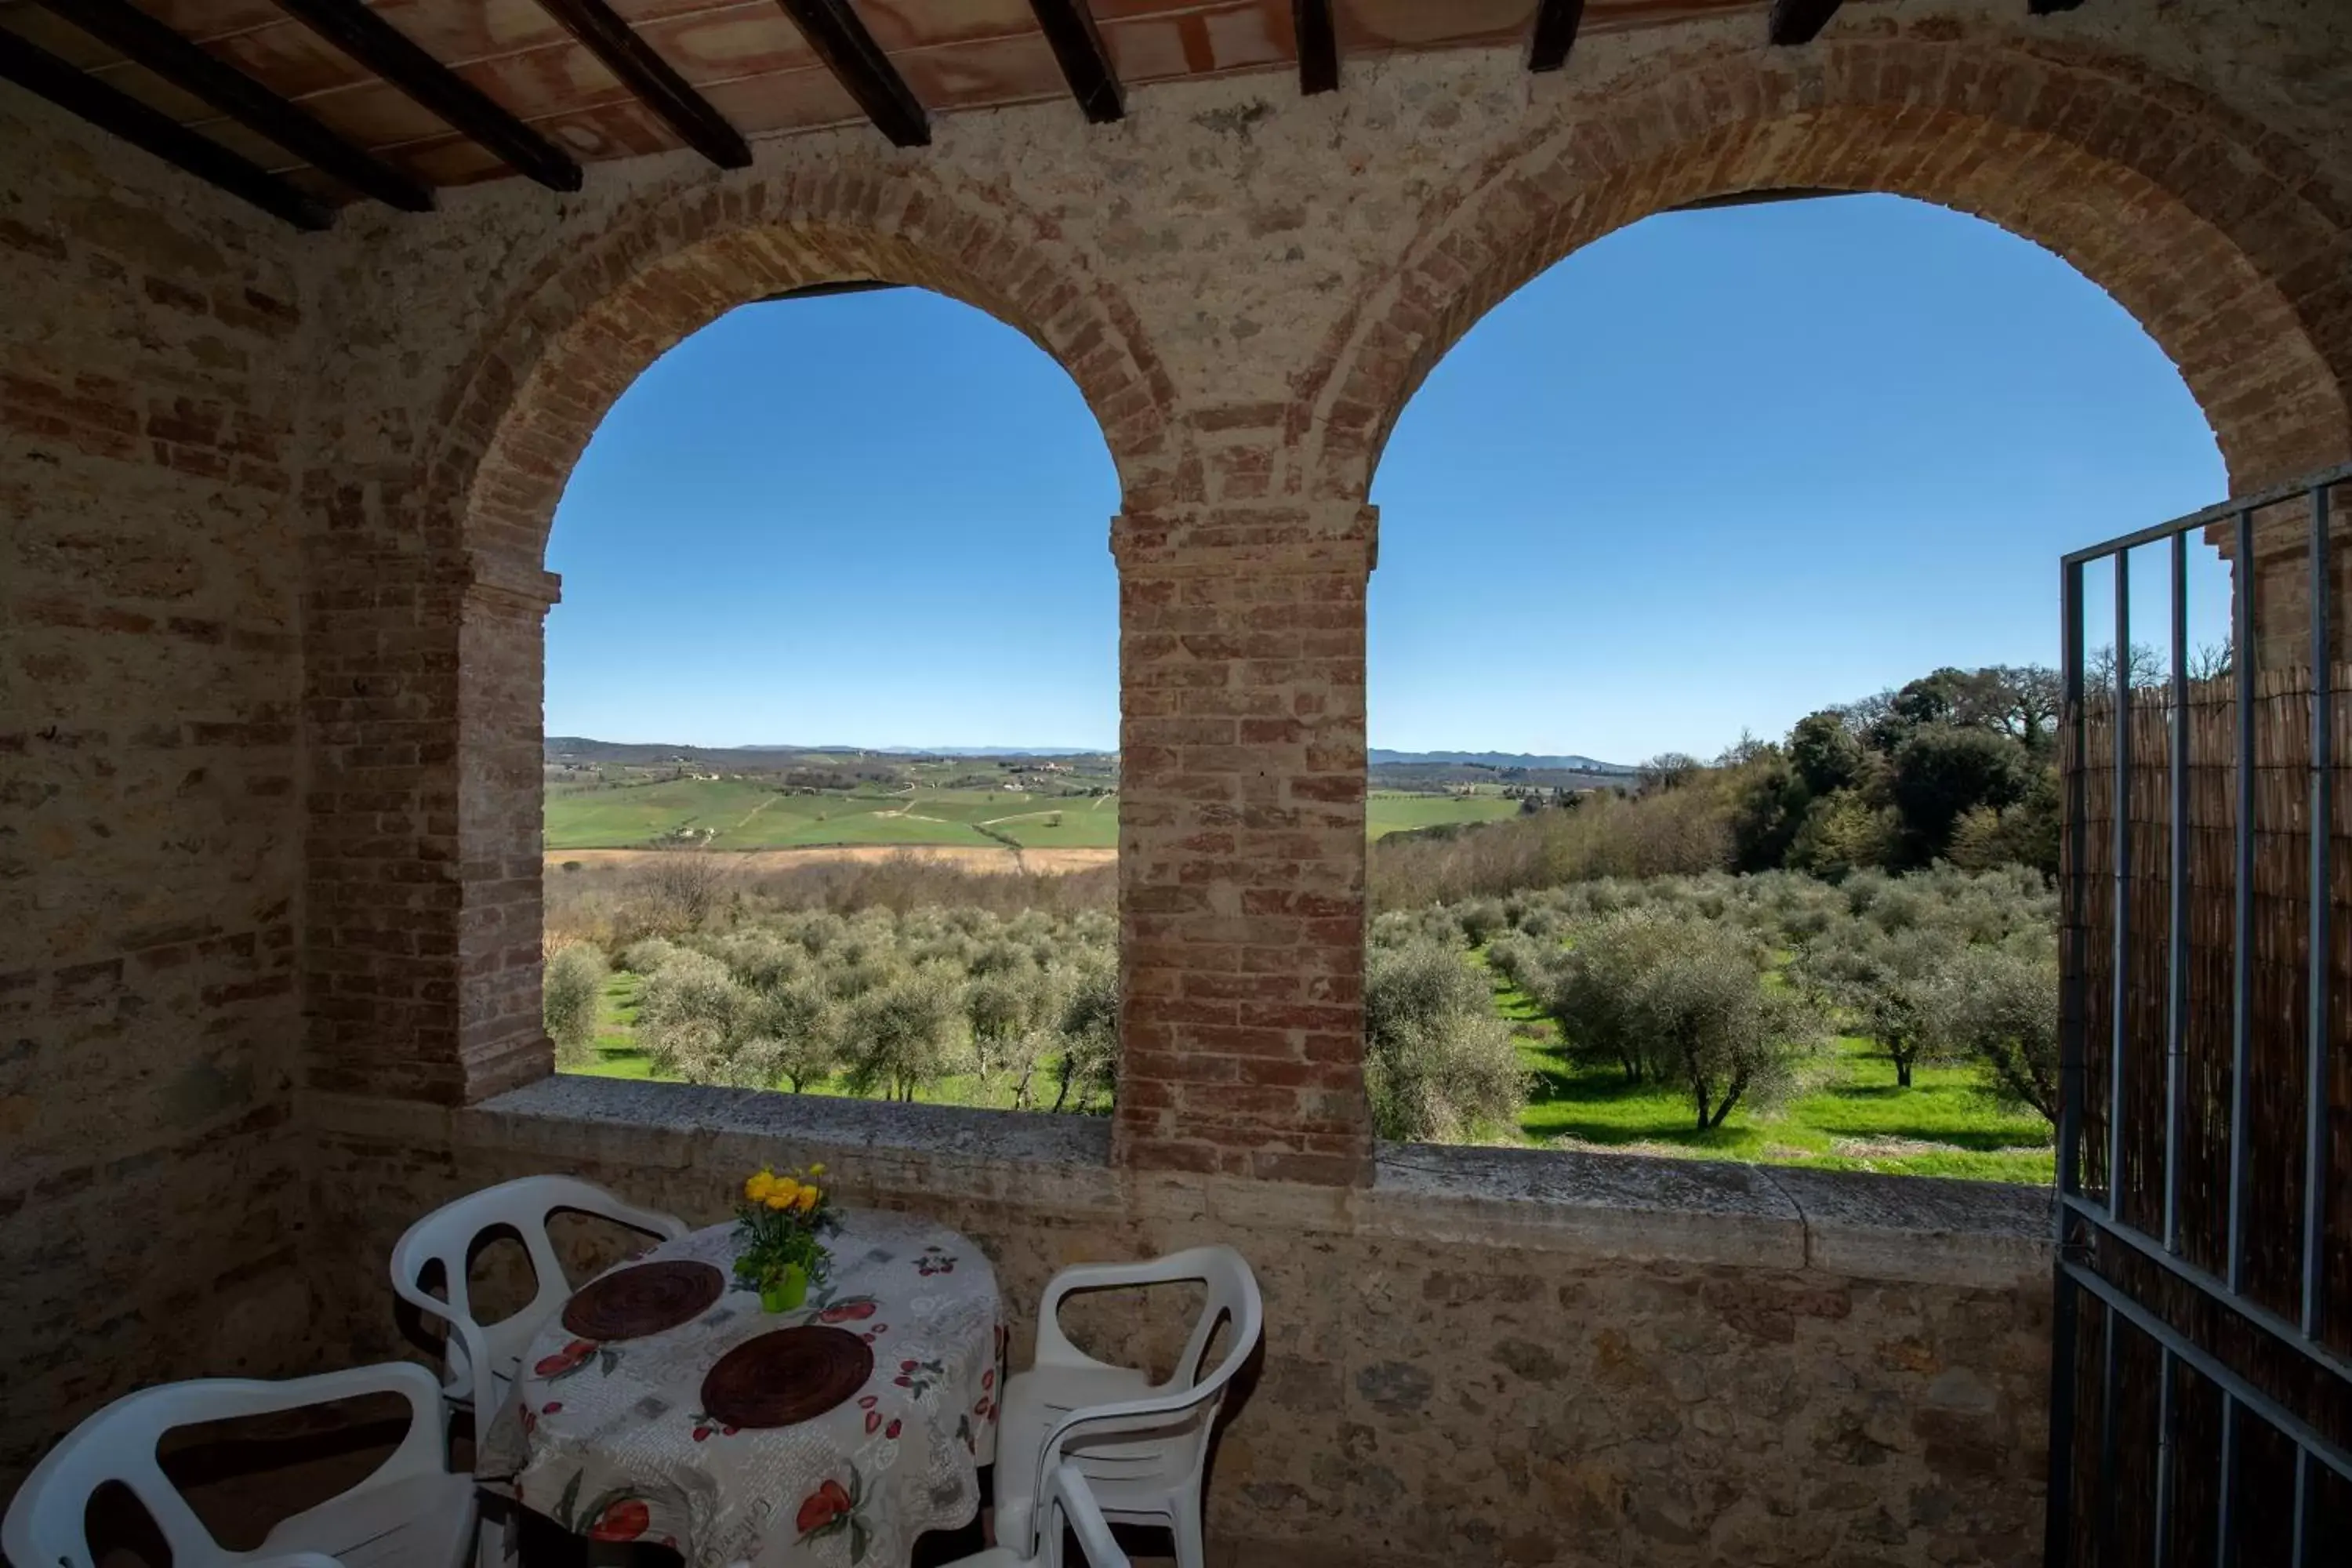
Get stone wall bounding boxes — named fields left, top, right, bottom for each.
left=0, top=95, right=314, bottom=1479
left=307, top=1080, right=2056, bottom=1568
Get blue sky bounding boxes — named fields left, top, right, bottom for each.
left=546, top=193, right=2228, bottom=761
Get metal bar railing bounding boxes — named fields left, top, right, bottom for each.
left=2292, top=482, right=2335, bottom=1567
left=2112, top=550, right=2132, bottom=1221
left=2049, top=460, right=2351, bottom=1568
left=2045, top=551, right=2089, bottom=1568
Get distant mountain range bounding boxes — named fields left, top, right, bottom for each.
left=546, top=738, right=1635, bottom=775
left=1369, top=749, right=1634, bottom=774
left=546, top=738, right=1111, bottom=763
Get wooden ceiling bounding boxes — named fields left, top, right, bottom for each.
left=0, top=1, right=2005, bottom=230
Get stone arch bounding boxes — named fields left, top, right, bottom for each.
left=416, top=170, right=1176, bottom=1103
left=1308, top=34, right=2352, bottom=506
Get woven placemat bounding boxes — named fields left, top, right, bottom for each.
left=559, top=1260, right=725, bottom=1341
left=699, top=1326, right=875, bottom=1429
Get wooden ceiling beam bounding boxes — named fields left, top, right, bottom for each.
left=1766, top=0, right=1844, bottom=45
left=1028, top=0, right=1122, bottom=124
left=2027, top=0, right=2086, bottom=11
left=0, top=25, right=333, bottom=230
left=1527, top=0, right=1585, bottom=72
left=38, top=0, right=430, bottom=211
left=1293, top=0, right=1337, bottom=95
left=773, top=0, right=927, bottom=148
left=535, top=0, right=750, bottom=169
left=274, top=0, right=582, bottom=191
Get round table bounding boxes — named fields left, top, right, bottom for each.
left=480, top=1209, right=1004, bottom=1568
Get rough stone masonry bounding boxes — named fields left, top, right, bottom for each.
left=5, top=0, right=2350, bottom=1560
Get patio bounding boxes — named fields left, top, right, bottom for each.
left=5, top=2, right=2349, bottom=1564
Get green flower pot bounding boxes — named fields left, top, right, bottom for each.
left=760, top=1263, right=809, bottom=1313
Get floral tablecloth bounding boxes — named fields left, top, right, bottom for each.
left=480, top=1210, right=1004, bottom=1568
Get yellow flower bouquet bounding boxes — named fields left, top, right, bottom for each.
left=735, top=1163, right=839, bottom=1312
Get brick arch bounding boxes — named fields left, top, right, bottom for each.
left=435, top=172, right=1180, bottom=577
left=410, top=172, right=1179, bottom=1105
left=1308, top=36, right=2352, bottom=505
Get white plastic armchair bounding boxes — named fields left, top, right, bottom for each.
left=993, top=1246, right=1261, bottom=1568
left=388, top=1175, right=688, bottom=1414
left=2, top=1362, right=473, bottom=1568
left=946, top=1464, right=1127, bottom=1568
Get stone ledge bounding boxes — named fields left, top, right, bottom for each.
left=302, top=1077, right=2053, bottom=1288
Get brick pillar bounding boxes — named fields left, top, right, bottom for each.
left=1111, top=502, right=1377, bottom=1186
left=304, top=528, right=555, bottom=1105
left=2209, top=488, right=2352, bottom=668
left=456, top=560, right=561, bottom=1098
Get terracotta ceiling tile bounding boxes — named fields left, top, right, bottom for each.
left=702, top=64, right=865, bottom=136
left=634, top=8, right=819, bottom=85
left=343, top=0, right=575, bottom=65
left=1202, top=0, right=1291, bottom=73
left=891, top=30, right=1070, bottom=111
left=456, top=35, right=625, bottom=116
left=188, top=20, right=379, bottom=102
left=1096, top=14, right=1197, bottom=86
left=855, top=0, right=1039, bottom=54
left=1336, top=0, right=1535, bottom=52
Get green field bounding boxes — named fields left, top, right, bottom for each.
left=545, top=779, right=1121, bottom=851
left=546, top=778, right=1517, bottom=851
left=1367, top=789, right=1523, bottom=839
left=1486, top=966, right=2053, bottom=1181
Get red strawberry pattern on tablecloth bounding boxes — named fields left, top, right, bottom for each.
left=533, top=1339, right=621, bottom=1381
left=796, top=1468, right=875, bottom=1563
left=915, top=1245, right=957, bottom=1277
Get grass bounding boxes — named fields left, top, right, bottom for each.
left=570, top=941, right=2053, bottom=1185
left=1487, top=964, right=2054, bottom=1182
left=545, top=779, right=1119, bottom=851
left=550, top=779, right=1514, bottom=851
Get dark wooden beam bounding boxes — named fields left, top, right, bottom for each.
left=1766, top=0, right=1844, bottom=45
left=1027, top=0, right=1122, bottom=124
left=1292, top=0, right=1337, bottom=95
left=774, top=0, right=927, bottom=148
left=0, top=24, right=332, bottom=230
left=38, top=0, right=430, bottom=211
left=535, top=0, right=750, bottom=169
left=2027, top=0, right=2086, bottom=12
left=1527, top=0, right=1585, bottom=72
left=275, top=0, right=581, bottom=191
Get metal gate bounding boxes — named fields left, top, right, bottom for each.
left=2046, top=462, right=2351, bottom=1564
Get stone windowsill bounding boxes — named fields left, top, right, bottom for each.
left=302, top=1073, right=2053, bottom=1290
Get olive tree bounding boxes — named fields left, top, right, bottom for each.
left=543, top=943, right=608, bottom=1067
left=1632, top=926, right=1824, bottom=1129
left=1363, top=938, right=1528, bottom=1142
left=1929, top=943, right=2060, bottom=1125
left=840, top=965, right=964, bottom=1102
left=637, top=951, right=755, bottom=1083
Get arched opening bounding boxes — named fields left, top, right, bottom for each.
left=535, top=285, right=1122, bottom=1114
left=308, top=194, right=1175, bottom=1109
left=1359, top=190, right=2231, bottom=1179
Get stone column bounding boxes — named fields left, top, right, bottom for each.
left=1110, top=501, right=1377, bottom=1186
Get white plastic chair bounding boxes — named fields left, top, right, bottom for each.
left=3, top=1362, right=474, bottom=1568
left=949, top=1464, right=1127, bottom=1568
left=388, top=1175, right=688, bottom=1415
left=993, top=1246, right=1261, bottom=1568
